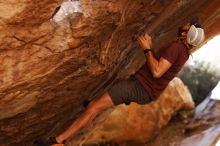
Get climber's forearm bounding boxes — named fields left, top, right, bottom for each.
left=145, top=52, right=161, bottom=78
left=145, top=52, right=172, bottom=78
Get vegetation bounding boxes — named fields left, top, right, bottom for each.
left=178, top=61, right=220, bottom=105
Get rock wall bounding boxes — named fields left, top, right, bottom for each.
left=0, top=0, right=220, bottom=145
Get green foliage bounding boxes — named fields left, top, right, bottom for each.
left=178, top=61, right=220, bottom=105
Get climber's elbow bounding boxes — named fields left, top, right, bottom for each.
left=152, top=71, right=162, bottom=79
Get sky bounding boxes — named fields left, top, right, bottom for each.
left=216, top=139, right=220, bottom=146
left=188, top=35, right=220, bottom=72
left=210, top=81, right=220, bottom=100
left=187, top=35, right=220, bottom=100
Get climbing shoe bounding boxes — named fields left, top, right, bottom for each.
left=34, top=137, right=65, bottom=146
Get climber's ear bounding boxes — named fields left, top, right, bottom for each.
left=182, top=31, right=187, bottom=37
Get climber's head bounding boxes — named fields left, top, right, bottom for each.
left=178, top=17, right=205, bottom=47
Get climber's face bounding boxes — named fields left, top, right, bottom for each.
left=182, top=23, right=191, bottom=31
left=178, top=23, right=191, bottom=37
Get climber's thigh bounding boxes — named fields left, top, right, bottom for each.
left=108, top=76, right=152, bottom=105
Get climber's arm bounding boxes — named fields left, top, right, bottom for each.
left=145, top=52, right=172, bottom=78
left=137, top=35, right=172, bottom=78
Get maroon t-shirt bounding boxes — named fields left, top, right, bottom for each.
left=135, top=41, right=189, bottom=100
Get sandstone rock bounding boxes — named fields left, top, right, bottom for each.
left=0, top=0, right=220, bottom=145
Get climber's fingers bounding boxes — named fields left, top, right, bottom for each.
left=144, top=33, right=152, bottom=40
left=51, top=144, right=64, bottom=146
left=137, top=35, right=152, bottom=49
left=137, top=36, right=145, bottom=48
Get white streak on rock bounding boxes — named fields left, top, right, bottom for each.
left=51, top=0, right=82, bottom=23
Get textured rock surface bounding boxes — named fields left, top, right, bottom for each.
left=0, top=0, right=220, bottom=146
left=181, top=96, right=220, bottom=146
left=67, top=78, right=194, bottom=145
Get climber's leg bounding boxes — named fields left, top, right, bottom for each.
left=55, top=91, right=114, bottom=143
left=34, top=76, right=152, bottom=146
left=56, top=76, right=152, bottom=143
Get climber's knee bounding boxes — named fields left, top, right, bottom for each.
left=87, top=92, right=114, bottom=113
left=86, top=101, right=102, bottom=115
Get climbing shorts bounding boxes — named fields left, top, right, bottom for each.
left=108, top=76, right=152, bottom=105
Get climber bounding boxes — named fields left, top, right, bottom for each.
left=34, top=17, right=205, bottom=146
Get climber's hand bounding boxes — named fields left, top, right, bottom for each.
left=137, top=34, right=152, bottom=50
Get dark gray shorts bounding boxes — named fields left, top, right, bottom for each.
left=108, top=76, right=152, bottom=105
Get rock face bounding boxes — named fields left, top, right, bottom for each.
left=67, top=78, right=194, bottom=145
left=0, top=0, right=220, bottom=146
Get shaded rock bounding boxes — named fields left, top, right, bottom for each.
left=0, top=0, right=220, bottom=146
left=180, top=92, right=220, bottom=146
left=185, top=97, right=220, bottom=132
left=181, top=124, right=220, bottom=146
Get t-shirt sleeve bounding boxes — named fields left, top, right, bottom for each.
left=161, top=43, right=179, bottom=64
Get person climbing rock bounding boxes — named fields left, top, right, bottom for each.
left=34, top=17, right=205, bottom=146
